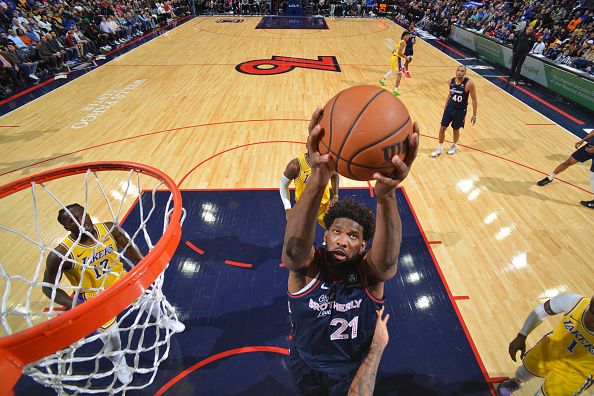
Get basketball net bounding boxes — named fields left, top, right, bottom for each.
left=0, top=162, right=184, bottom=395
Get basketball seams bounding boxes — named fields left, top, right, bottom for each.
left=334, top=88, right=386, bottom=174
left=347, top=116, right=411, bottom=178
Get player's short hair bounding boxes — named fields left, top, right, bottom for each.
left=57, top=203, right=85, bottom=226
left=401, top=31, right=410, bottom=39
left=323, top=197, right=375, bottom=241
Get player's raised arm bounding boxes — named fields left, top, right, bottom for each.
left=42, top=246, right=74, bottom=309
left=282, top=108, right=332, bottom=272
left=364, top=123, right=419, bottom=282
left=330, top=172, right=339, bottom=205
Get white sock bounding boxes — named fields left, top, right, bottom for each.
left=548, top=172, right=556, bottom=180
left=383, top=70, right=393, bottom=80
left=590, top=171, right=594, bottom=194
left=515, top=364, right=535, bottom=384
left=437, top=143, right=443, bottom=152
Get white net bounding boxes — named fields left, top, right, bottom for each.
left=0, top=165, right=185, bottom=394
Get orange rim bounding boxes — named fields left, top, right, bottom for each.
left=0, top=162, right=182, bottom=392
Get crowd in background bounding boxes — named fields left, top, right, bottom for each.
left=0, top=0, right=191, bottom=96
left=1, top=0, right=593, bottom=98
left=391, top=0, right=593, bottom=74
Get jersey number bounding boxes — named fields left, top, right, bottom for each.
left=451, top=94, right=463, bottom=102
left=93, top=259, right=110, bottom=279
left=330, top=316, right=359, bottom=340
left=567, top=340, right=578, bottom=354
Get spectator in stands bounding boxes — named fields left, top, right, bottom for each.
left=3, top=42, right=38, bottom=81
left=16, top=27, right=34, bottom=46
left=71, top=25, right=97, bottom=56
left=543, top=42, right=562, bottom=60
left=38, top=15, right=53, bottom=33
left=24, top=24, right=40, bottom=43
left=530, top=37, right=546, bottom=55
left=0, top=46, right=21, bottom=85
left=64, top=29, right=86, bottom=59
left=555, top=49, right=574, bottom=66
left=49, top=30, right=77, bottom=63
left=44, top=33, right=67, bottom=66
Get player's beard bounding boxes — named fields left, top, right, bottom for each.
left=324, top=250, right=361, bottom=277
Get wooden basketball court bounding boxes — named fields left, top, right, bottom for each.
left=1, top=16, right=592, bottom=395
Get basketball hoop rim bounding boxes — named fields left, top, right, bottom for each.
left=0, top=161, right=183, bottom=391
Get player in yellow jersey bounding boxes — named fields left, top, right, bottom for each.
left=379, top=30, right=410, bottom=96
left=280, top=151, right=339, bottom=228
left=498, top=293, right=594, bottom=396
left=42, top=203, right=184, bottom=384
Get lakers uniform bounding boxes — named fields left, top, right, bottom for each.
left=294, top=153, right=332, bottom=227
left=523, top=297, right=594, bottom=395
left=59, top=223, right=125, bottom=331
left=390, top=40, right=406, bottom=72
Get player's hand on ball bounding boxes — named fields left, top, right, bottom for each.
left=508, top=333, right=527, bottom=362
left=373, top=121, right=420, bottom=195
left=372, top=306, right=390, bottom=349
left=306, top=107, right=332, bottom=184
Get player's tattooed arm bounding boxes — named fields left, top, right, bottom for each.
left=348, top=308, right=390, bottom=396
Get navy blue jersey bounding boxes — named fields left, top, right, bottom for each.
left=405, top=31, right=416, bottom=55
left=288, top=247, right=384, bottom=376
left=447, top=77, right=470, bottom=109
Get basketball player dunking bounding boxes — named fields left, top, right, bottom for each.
left=280, top=151, right=339, bottom=227
left=43, top=204, right=184, bottom=384
left=283, top=108, right=419, bottom=395
left=431, top=65, right=478, bottom=157
left=379, top=31, right=410, bottom=96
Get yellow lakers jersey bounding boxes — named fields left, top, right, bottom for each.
left=392, top=40, right=406, bottom=60
left=549, top=297, right=594, bottom=376
left=294, top=153, right=331, bottom=206
left=59, top=223, right=125, bottom=295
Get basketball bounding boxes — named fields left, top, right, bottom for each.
left=318, top=85, right=414, bottom=181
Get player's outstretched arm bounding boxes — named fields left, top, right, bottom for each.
left=348, top=307, right=390, bottom=396
left=508, top=293, right=582, bottom=361
left=42, top=247, right=74, bottom=309
left=364, top=124, right=419, bottom=282
left=105, top=222, right=144, bottom=264
left=282, top=108, right=331, bottom=272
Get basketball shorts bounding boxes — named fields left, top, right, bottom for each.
left=523, top=334, right=594, bottom=395
left=405, top=47, right=413, bottom=57
left=441, top=106, right=467, bottom=129
left=78, top=292, right=117, bottom=331
left=288, top=347, right=354, bottom=396
left=390, top=57, right=403, bottom=73
left=571, top=145, right=594, bottom=171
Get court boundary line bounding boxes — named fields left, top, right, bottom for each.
left=399, top=186, right=496, bottom=396
left=153, top=346, right=289, bottom=396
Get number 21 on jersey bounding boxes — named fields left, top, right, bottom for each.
left=330, top=316, right=359, bottom=340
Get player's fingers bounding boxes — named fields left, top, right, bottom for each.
left=383, top=314, right=390, bottom=324
left=390, top=155, right=409, bottom=177
left=372, top=172, right=399, bottom=187
left=306, top=124, right=323, bottom=152
left=403, top=131, right=420, bottom=168
left=308, top=107, right=323, bottom=133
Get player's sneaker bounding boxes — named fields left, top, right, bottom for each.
left=379, top=79, right=387, bottom=86
left=496, top=379, right=520, bottom=395
left=158, top=316, right=186, bottom=333
left=537, top=177, right=553, bottom=186
left=392, top=89, right=401, bottom=96
left=115, top=360, right=133, bottom=384
left=580, top=199, right=594, bottom=209
left=405, top=70, right=411, bottom=78
left=447, top=145, right=457, bottom=155
left=431, top=149, right=442, bottom=158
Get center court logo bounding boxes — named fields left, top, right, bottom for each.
left=236, top=56, right=341, bottom=76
